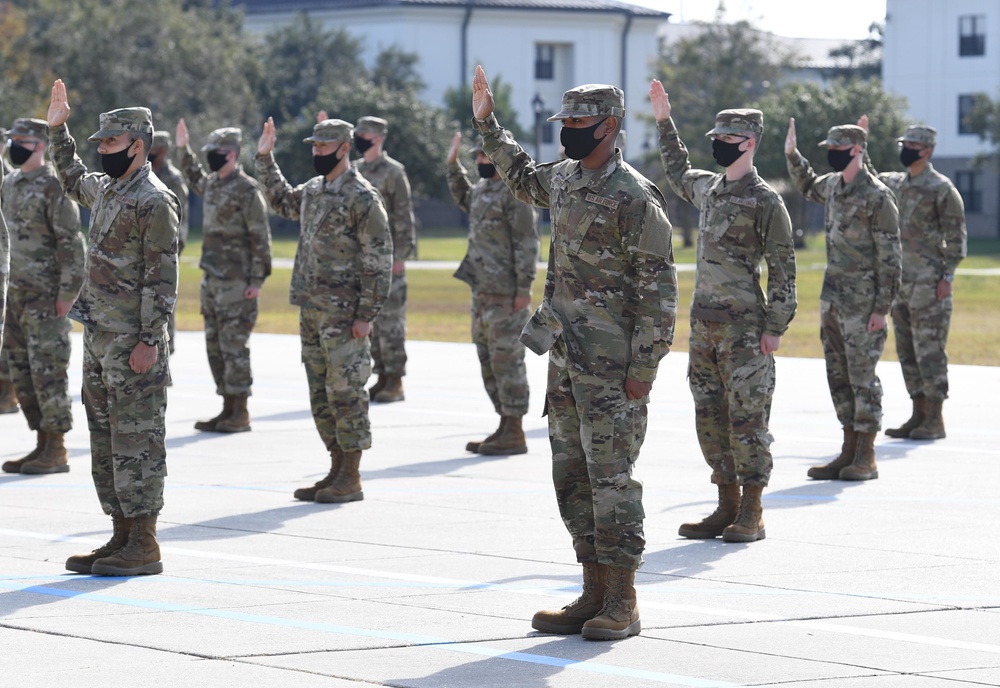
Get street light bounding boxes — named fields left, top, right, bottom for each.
left=532, top=92, right=545, bottom=162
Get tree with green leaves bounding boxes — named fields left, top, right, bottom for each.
left=652, top=9, right=800, bottom=174
left=753, top=78, right=909, bottom=180
left=2, top=0, right=260, bottom=169
left=444, top=74, right=526, bottom=144
left=827, top=22, right=883, bottom=81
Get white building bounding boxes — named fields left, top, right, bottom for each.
left=884, top=0, right=1000, bottom=238
left=237, top=0, right=670, bottom=164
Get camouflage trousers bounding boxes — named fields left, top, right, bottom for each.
left=201, top=276, right=257, bottom=396
left=547, top=339, right=646, bottom=571
left=688, top=319, right=774, bottom=487
left=472, top=293, right=530, bottom=417
left=371, top=273, right=407, bottom=377
left=3, top=290, right=74, bottom=433
left=300, top=306, right=372, bottom=453
left=83, top=328, right=169, bottom=518
left=891, top=280, right=953, bottom=401
left=820, top=301, right=886, bottom=433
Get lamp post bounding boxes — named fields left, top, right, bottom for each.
left=532, top=92, right=544, bottom=162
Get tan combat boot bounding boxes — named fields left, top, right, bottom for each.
left=315, top=450, right=364, bottom=503
left=807, top=427, right=857, bottom=480
left=678, top=483, right=741, bottom=539
left=0, top=379, right=19, bottom=414
left=66, top=512, right=131, bottom=574
left=2, top=431, right=47, bottom=474
left=466, top=417, right=506, bottom=453
left=194, top=395, right=234, bottom=431
left=91, top=514, right=163, bottom=576
left=216, top=394, right=251, bottom=433
left=294, top=447, right=343, bottom=501
left=368, top=375, right=387, bottom=399
left=722, top=484, right=765, bottom=542
left=374, top=376, right=404, bottom=403
left=839, top=431, right=879, bottom=480
left=580, top=566, right=640, bottom=640
left=21, top=432, right=70, bottom=474
left=532, top=562, right=608, bottom=634
left=909, top=398, right=945, bottom=440
left=479, top=416, right=528, bottom=455
left=885, top=395, right=924, bottom=438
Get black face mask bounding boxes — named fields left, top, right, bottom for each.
left=8, top=141, right=34, bottom=166
left=712, top=139, right=746, bottom=168
left=313, top=150, right=343, bottom=177
left=354, top=135, right=374, bottom=154
left=899, top=147, right=923, bottom=168
left=101, top=144, right=136, bottom=179
left=560, top=118, right=608, bottom=161
left=477, top=163, right=496, bottom=179
left=207, top=150, right=229, bottom=172
left=827, top=148, right=855, bottom=173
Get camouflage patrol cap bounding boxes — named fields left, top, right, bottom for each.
left=152, top=130, right=171, bottom=148
left=547, top=84, right=626, bottom=122
left=304, top=118, right=353, bottom=144
left=818, top=125, right=867, bottom=148
left=202, top=127, right=242, bottom=152
left=705, top=109, right=763, bottom=138
left=355, top=116, right=388, bottom=137
left=87, top=107, right=153, bottom=141
left=467, top=136, right=486, bottom=156
left=8, top=118, right=50, bottom=142
left=896, top=124, right=937, bottom=147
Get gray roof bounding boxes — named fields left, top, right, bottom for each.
left=232, top=0, right=670, bottom=17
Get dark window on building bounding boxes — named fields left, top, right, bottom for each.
left=960, top=15, right=986, bottom=56
left=542, top=113, right=554, bottom=144
left=535, top=44, right=555, bottom=80
left=958, top=94, right=985, bottom=134
left=955, top=171, right=982, bottom=213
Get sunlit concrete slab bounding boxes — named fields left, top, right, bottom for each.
left=2, top=331, right=998, bottom=687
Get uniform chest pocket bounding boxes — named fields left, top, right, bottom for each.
left=719, top=209, right=757, bottom=246
left=90, top=201, right=126, bottom=248
left=563, top=203, right=604, bottom=256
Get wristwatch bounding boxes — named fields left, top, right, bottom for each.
left=941, top=274, right=954, bottom=283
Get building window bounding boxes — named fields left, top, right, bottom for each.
left=955, top=171, right=982, bottom=213
left=958, top=94, right=986, bottom=135
left=542, top=114, right=554, bottom=144
left=535, top=44, right=555, bottom=80
left=959, top=15, right=986, bottom=57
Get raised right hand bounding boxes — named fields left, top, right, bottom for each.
left=176, top=118, right=189, bottom=149
left=857, top=114, right=869, bottom=133
left=447, top=132, right=462, bottom=164
left=317, top=110, right=328, bottom=123
left=785, top=117, right=797, bottom=155
left=258, top=117, right=276, bottom=156
left=472, top=65, right=495, bottom=121
left=649, top=80, right=671, bottom=122
left=47, top=79, right=71, bottom=128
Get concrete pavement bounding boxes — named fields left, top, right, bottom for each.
left=2, top=331, right=998, bottom=687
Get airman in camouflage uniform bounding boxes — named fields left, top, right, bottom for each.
left=47, top=80, right=179, bottom=577
left=256, top=117, right=391, bottom=504
left=447, top=133, right=538, bottom=455
left=354, top=116, right=415, bottom=403
left=178, top=123, right=272, bottom=433
left=786, top=120, right=900, bottom=482
left=0, top=118, right=84, bottom=475
left=870, top=124, right=966, bottom=441
left=652, top=84, right=797, bottom=544
left=473, top=68, right=677, bottom=640
left=0, top=134, right=8, bottom=362
left=0, top=130, right=15, bottom=415
left=150, top=129, right=189, bottom=356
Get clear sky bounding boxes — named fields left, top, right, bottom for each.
left=632, top=0, right=888, bottom=40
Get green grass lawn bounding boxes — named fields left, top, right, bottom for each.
left=175, top=229, right=1000, bottom=366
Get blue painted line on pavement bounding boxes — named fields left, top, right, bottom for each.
left=0, top=579, right=738, bottom=687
